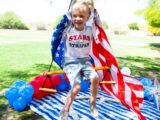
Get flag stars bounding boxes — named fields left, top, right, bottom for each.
left=55, top=53, right=59, bottom=58
left=64, top=22, right=68, bottom=27
left=57, top=47, right=61, bottom=50
left=52, top=38, right=55, bottom=42
left=60, top=40, right=63, bottom=44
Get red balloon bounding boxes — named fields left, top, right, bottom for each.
left=51, top=75, right=62, bottom=85
left=34, top=76, right=44, bottom=86
left=29, top=80, right=39, bottom=94
left=29, top=74, right=59, bottom=99
left=33, top=92, right=44, bottom=99
left=34, top=75, right=52, bottom=88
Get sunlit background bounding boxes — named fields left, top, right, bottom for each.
left=0, top=0, right=148, bottom=25
left=0, top=1, right=160, bottom=120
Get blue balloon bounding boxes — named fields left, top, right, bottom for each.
left=65, top=82, right=71, bottom=90
left=56, top=83, right=66, bottom=91
left=8, top=99, right=14, bottom=107
left=144, top=89, right=149, bottom=99
left=59, top=74, right=65, bottom=80
left=12, top=80, right=26, bottom=89
left=5, top=87, right=19, bottom=100
left=25, top=97, right=32, bottom=105
left=58, top=74, right=71, bottom=90
left=80, top=78, right=90, bottom=91
left=56, top=77, right=68, bottom=91
left=144, top=89, right=154, bottom=101
left=140, top=78, right=152, bottom=87
left=19, top=84, right=34, bottom=99
left=13, top=97, right=27, bottom=111
left=56, top=84, right=66, bottom=91
left=147, top=94, right=154, bottom=102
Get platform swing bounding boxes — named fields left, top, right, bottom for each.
left=39, top=59, right=115, bottom=93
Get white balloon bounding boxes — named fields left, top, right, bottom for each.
left=121, top=67, right=131, bottom=75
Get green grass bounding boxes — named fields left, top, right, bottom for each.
left=0, top=29, right=56, bottom=90
left=108, top=34, right=160, bottom=78
left=0, top=29, right=160, bottom=120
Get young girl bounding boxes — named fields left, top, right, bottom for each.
left=59, top=1, right=99, bottom=120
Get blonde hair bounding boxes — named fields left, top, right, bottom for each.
left=72, top=0, right=94, bottom=9
left=71, top=1, right=91, bottom=15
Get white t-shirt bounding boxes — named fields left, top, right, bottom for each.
left=64, top=26, right=93, bottom=59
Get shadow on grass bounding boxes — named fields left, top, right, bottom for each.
left=117, top=56, right=160, bottom=79
left=31, top=63, right=61, bottom=72
left=0, top=102, right=44, bottom=120
left=0, top=63, right=60, bottom=90
left=149, top=43, right=160, bottom=51
left=0, top=70, right=37, bottom=90
left=0, top=102, right=8, bottom=119
left=18, top=109, right=45, bottom=120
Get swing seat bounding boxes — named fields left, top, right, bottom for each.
left=100, top=81, right=116, bottom=84
left=39, top=88, right=57, bottom=93
left=38, top=74, right=63, bottom=93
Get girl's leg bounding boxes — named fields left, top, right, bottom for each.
left=90, top=75, right=99, bottom=103
left=64, top=83, right=81, bottom=112
left=89, top=75, right=99, bottom=118
left=59, top=84, right=81, bottom=120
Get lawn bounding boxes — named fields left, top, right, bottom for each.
left=0, top=29, right=160, bottom=120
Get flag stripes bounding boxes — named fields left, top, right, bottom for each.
left=91, top=19, right=145, bottom=119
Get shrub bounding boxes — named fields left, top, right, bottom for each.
left=0, top=11, right=28, bottom=30
left=128, top=22, right=139, bottom=30
left=113, top=29, right=128, bottom=35
left=111, top=24, right=128, bottom=35
left=27, top=21, right=49, bottom=30
left=148, top=25, right=160, bottom=36
left=32, top=21, right=47, bottom=30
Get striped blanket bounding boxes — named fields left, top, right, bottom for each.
left=30, top=89, right=160, bottom=120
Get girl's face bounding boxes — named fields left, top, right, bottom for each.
left=71, top=4, right=90, bottom=31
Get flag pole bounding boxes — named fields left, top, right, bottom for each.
left=68, top=0, right=73, bottom=11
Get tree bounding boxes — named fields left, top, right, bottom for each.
left=144, top=0, right=160, bottom=27
left=135, top=0, right=160, bottom=35
left=0, top=11, right=28, bottom=29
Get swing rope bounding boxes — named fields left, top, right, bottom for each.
left=40, top=0, right=73, bottom=93
left=68, top=0, right=73, bottom=11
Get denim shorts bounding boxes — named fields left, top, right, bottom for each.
left=62, top=58, right=98, bottom=87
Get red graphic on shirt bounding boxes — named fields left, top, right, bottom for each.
left=69, top=35, right=91, bottom=41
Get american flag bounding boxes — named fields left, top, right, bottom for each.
left=51, top=10, right=145, bottom=120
